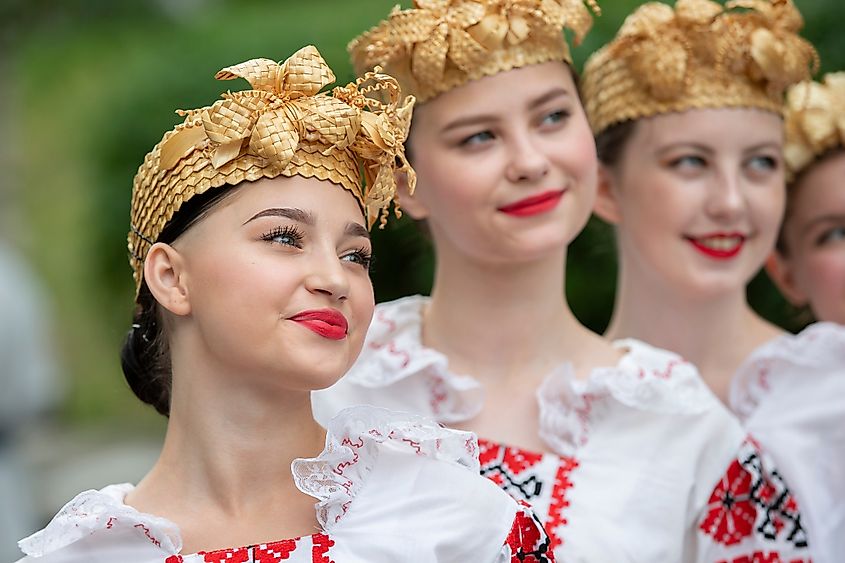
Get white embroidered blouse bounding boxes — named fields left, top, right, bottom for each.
left=16, top=406, right=553, bottom=563
left=312, top=296, right=814, bottom=563
left=730, top=322, right=845, bottom=563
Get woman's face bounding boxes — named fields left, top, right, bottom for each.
left=601, top=108, right=786, bottom=298
left=772, top=151, right=845, bottom=324
left=166, top=176, right=375, bottom=391
left=403, top=61, right=598, bottom=266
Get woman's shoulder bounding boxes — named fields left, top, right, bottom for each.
left=295, top=405, right=553, bottom=561
left=15, top=483, right=181, bottom=562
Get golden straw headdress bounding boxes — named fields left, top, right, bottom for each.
left=349, top=0, right=601, bottom=103
left=582, top=0, right=818, bottom=135
left=129, top=45, right=416, bottom=294
left=784, top=72, right=845, bottom=177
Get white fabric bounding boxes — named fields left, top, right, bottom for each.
left=15, top=406, right=548, bottom=563
left=313, top=295, right=815, bottom=562
left=731, top=322, right=845, bottom=563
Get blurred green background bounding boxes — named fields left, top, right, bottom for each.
left=3, top=0, right=844, bottom=435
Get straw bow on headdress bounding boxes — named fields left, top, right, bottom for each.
left=784, top=73, right=845, bottom=176
left=605, top=0, right=817, bottom=103
left=582, top=0, right=818, bottom=135
left=129, top=46, right=416, bottom=293
left=350, top=0, right=600, bottom=102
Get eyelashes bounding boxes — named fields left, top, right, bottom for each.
left=260, top=225, right=372, bottom=270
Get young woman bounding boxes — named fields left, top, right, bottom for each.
left=582, top=1, right=842, bottom=560
left=15, top=46, right=554, bottom=563
left=313, top=1, right=812, bottom=560
left=769, top=72, right=845, bottom=325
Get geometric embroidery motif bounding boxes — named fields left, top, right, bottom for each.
left=479, top=439, right=578, bottom=552
left=700, top=440, right=808, bottom=551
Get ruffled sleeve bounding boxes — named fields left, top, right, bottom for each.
left=730, top=322, right=845, bottom=563
left=538, top=339, right=717, bottom=456
left=291, top=405, right=480, bottom=531
left=17, top=484, right=181, bottom=559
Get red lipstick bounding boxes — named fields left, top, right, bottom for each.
left=289, top=309, right=348, bottom=340
left=498, top=190, right=565, bottom=217
left=686, top=233, right=747, bottom=260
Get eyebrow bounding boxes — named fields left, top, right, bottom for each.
left=800, top=214, right=845, bottom=238
left=345, top=222, right=370, bottom=240
left=440, top=87, right=572, bottom=134
left=244, top=207, right=315, bottom=225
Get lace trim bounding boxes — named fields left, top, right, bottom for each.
left=291, top=405, right=480, bottom=531
left=18, top=484, right=181, bottom=557
left=350, top=295, right=485, bottom=422
left=538, top=340, right=716, bottom=456
left=731, top=322, right=845, bottom=418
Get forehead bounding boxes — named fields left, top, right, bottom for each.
left=413, top=61, right=577, bottom=125
left=790, top=152, right=845, bottom=218
left=634, top=108, right=784, bottom=147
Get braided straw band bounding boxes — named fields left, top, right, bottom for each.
left=129, top=45, right=416, bottom=294
left=784, top=72, right=845, bottom=177
left=349, top=0, right=600, bottom=103
left=582, top=0, right=818, bottom=136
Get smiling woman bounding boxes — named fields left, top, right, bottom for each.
left=13, top=46, right=554, bottom=563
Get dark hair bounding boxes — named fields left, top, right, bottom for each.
left=120, top=186, right=238, bottom=416
left=595, top=120, right=638, bottom=169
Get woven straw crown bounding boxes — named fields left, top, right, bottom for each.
left=129, top=45, right=416, bottom=294
left=349, top=0, right=601, bottom=103
left=784, top=72, right=845, bottom=177
left=582, top=0, right=818, bottom=136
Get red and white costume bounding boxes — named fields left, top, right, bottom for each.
left=16, top=406, right=553, bottom=563
left=313, top=296, right=814, bottom=562
left=730, top=322, right=845, bottom=563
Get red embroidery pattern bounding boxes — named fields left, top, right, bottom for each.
left=700, top=442, right=808, bottom=552
left=311, top=534, right=335, bottom=563
left=716, top=554, right=811, bottom=563
left=202, top=547, right=250, bottom=563
left=479, top=439, right=577, bottom=551
left=165, top=556, right=184, bottom=563
left=254, top=539, right=298, bottom=562
left=545, top=458, right=580, bottom=551
left=505, top=502, right=554, bottom=562
left=134, top=523, right=162, bottom=547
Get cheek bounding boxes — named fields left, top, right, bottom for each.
left=802, top=251, right=845, bottom=294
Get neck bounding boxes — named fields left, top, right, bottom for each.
left=130, top=344, right=325, bottom=526
left=426, top=245, right=610, bottom=380
left=605, top=257, right=784, bottom=401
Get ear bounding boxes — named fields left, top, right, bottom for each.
left=395, top=170, right=430, bottom=220
left=593, top=164, right=622, bottom=225
left=765, top=251, right=808, bottom=307
left=144, top=242, right=192, bottom=316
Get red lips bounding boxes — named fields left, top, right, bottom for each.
left=289, top=309, right=348, bottom=340
left=685, top=232, right=747, bottom=260
left=498, top=190, right=565, bottom=217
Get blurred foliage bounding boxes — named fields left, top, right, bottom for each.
left=6, top=0, right=845, bottom=427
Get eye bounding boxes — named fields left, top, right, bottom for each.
left=459, top=130, right=495, bottom=147
left=816, top=226, right=845, bottom=247
left=746, top=154, right=779, bottom=173
left=669, top=155, right=707, bottom=170
left=539, top=109, right=570, bottom=127
left=261, top=225, right=304, bottom=248
left=341, top=247, right=373, bottom=270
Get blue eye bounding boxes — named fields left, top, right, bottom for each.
left=261, top=225, right=304, bottom=248
left=341, top=248, right=373, bottom=270
left=540, top=110, right=569, bottom=126
left=460, top=130, right=495, bottom=146
left=817, top=226, right=845, bottom=246
left=670, top=155, right=707, bottom=169
left=747, top=155, right=779, bottom=172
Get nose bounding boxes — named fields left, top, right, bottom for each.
left=505, top=132, right=550, bottom=184
left=706, top=168, right=745, bottom=221
left=304, top=249, right=350, bottom=302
